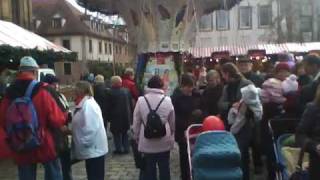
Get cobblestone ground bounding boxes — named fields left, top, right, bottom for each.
left=0, top=143, right=266, bottom=180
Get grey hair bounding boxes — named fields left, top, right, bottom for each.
left=124, top=68, right=134, bottom=76
left=206, top=70, right=220, bottom=80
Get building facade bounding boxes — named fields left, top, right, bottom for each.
left=32, top=0, right=136, bottom=65
left=0, top=0, right=32, bottom=29
left=195, top=0, right=320, bottom=47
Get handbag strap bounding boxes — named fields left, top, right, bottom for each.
left=296, top=144, right=306, bottom=171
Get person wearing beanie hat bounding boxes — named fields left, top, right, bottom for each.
left=0, top=56, right=66, bottom=179
left=275, top=62, right=291, bottom=81
left=19, top=56, right=39, bottom=72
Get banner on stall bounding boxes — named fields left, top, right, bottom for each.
left=143, top=54, right=178, bottom=95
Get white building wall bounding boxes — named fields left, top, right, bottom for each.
left=196, top=0, right=279, bottom=47
left=48, top=35, right=113, bottom=62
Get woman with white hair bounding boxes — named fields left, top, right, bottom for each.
left=72, top=81, right=108, bottom=180
left=107, top=76, right=133, bottom=154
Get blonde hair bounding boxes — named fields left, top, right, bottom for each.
left=94, top=74, right=105, bottom=83
left=75, top=81, right=94, bottom=97
left=111, top=76, right=122, bottom=86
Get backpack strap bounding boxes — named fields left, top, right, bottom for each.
left=25, top=80, right=38, bottom=98
left=143, top=96, right=166, bottom=112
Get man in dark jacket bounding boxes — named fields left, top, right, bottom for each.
left=200, top=70, right=223, bottom=116
left=0, top=56, right=66, bottom=180
left=171, top=73, right=201, bottom=180
left=237, top=57, right=264, bottom=173
left=299, top=54, right=320, bottom=116
left=237, top=56, right=264, bottom=87
left=107, top=76, right=133, bottom=154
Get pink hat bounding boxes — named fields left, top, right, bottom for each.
left=275, top=62, right=290, bottom=72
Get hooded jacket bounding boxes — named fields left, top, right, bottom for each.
left=0, top=72, right=66, bottom=165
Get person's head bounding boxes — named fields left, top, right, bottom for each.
left=94, top=74, right=105, bottom=84
left=221, top=63, right=243, bottom=83
left=275, top=62, right=291, bottom=81
left=295, top=62, right=306, bottom=76
left=43, top=74, right=59, bottom=90
left=237, top=56, right=253, bottom=74
left=124, top=68, right=134, bottom=80
left=180, top=73, right=194, bottom=96
left=75, top=81, right=93, bottom=98
left=19, top=56, right=39, bottom=78
left=111, top=76, right=122, bottom=87
left=303, top=54, right=320, bottom=77
left=147, top=75, right=164, bottom=89
left=206, top=70, right=221, bottom=87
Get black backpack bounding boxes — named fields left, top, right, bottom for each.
left=143, top=96, right=166, bottom=139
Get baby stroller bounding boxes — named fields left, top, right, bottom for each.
left=268, top=118, right=301, bottom=180
left=186, top=124, right=242, bottom=180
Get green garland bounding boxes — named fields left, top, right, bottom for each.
left=0, top=45, right=77, bottom=68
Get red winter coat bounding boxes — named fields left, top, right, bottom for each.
left=122, top=75, right=139, bottom=100
left=0, top=73, right=66, bottom=165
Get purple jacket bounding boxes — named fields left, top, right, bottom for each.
left=132, top=88, right=175, bottom=153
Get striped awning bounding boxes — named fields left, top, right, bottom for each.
left=189, top=42, right=320, bottom=58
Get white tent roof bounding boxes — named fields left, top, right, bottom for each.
left=0, top=20, right=71, bottom=53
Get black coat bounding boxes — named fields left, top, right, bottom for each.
left=296, top=103, right=320, bottom=179
left=93, top=83, right=108, bottom=123
left=299, top=79, right=320, bottom=116
left=171, top=88, right=201, bottom=143
left=200, top=84, right=223, bottom=116
left=244, top=72, right=264, bottom=88
left=107, top=87, right=133, bottom=134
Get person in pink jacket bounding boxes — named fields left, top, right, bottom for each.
left=132, top=75, right=175, bottom=180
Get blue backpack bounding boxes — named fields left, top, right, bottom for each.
left=5, top=80, right=41, bottom=153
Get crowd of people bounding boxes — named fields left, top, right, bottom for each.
left=1, top=53, right=320, bottom=180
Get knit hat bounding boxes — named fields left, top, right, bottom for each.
left=275, top=62, right=290, bottom=72
left=19, top=56, right=39, bottom=71
left=43, top=74, right=59, bottom=84
left=94, top=74, right=105, bottom=83
left=282, top=74, right=298, bottom=94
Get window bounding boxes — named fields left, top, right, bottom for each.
left=301, top=4, right=312, bottom=16
left=259, top=5, right=272, bottom=27
left=239, top=6, right=252, bottom=29
left=99, top=41, right=102, bottom=54
left=109, top=44, right=112, bottom=54
left=64, top=63, right=71, bottom=75
left=216, top=10, right=229, bottom=30
left=199, top=14, right=213, bottom=31
left=89, top=39, right=92, bottom=53
left=52, top=18, right=62, bottom=28
left=105, top=43, right=108, bottom=54
left=62, top=40, right=71, bottom=50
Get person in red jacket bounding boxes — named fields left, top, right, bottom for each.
left=122, top=68, right=139, bottom=101
left=0, top=56, right=66, bottom=180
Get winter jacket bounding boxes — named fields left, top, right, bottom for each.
left=261, top=78, right=286, bottom=104
left=218, top=78, right=252, bottom=124
left=299, top=78, right=320, bottom=116
left=244, top=72, right=264, bottom=88
left=122, top=75, right=139, bottom=101
left=0, top=73, right=66, bottom=165
left=93, top=83, right=107, bottom=122
left=200, top=84, right=223, bottom=116
left=72, top=96, right=108, bottom=160
left=132, top=88, right=175, bottom=153
left=228, top=84, right=263, bottom=134
left=296, top=103, right=320, bottom=179
left=171, top=88, right=201, bottom=143
left=107, top=87, right=133, bottom=133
